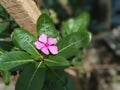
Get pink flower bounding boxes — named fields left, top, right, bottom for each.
left=35, top=34, right=58, bottom=55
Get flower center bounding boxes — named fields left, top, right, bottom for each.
left=45, top=43, right=49, bottom=47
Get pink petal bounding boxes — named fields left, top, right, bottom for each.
left=39, top=34, right=47, bottom=43
left=48, top=38, right=57, bottom=45
left=48, top=46, right=58, bottom=55
left=34, top=41, right=44, bottom=49
left=41, top=47, right=49, bottom=55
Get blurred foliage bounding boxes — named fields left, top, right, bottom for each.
left=0, top=4, right=18, bottom=51
left=0, top=4, right=18, bottom=36
left=42, top=0, right=69, bottom=21
left=41, top=0, right=108, bottom=32
left=0, top=41, right=14, bottom=51
left=42, top=0, right=94, bottom=18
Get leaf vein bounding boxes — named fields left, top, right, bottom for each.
left=0, top=59, right=34, bottom=64
left=44, top=59, right=62, bottom=64
left=26, top=61, right=43, bottom=90
left=58, top=39, right=83, bottom=53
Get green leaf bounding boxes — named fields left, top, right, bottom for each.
left=0, top=30, right=10, bottom=38
left=0, top=51, right=34, bottom=70
left=41, top=9, right=49, bottom=15
left=0, top=21, right=9, bottom=33
left=0, top=4, right=8, bottom=18
left=62, top=18, right=74, bottom=35
left=36, top=14, right=59, bottom=38
left=71, top=12, right=90, bottom=32
left=43, top=70, right=76, bottom=90
left=57, top=31, right=91, bottom=58
left=0, top=41, right=14, bottom=51
left=16, top=62, right=46, bottom=90
left=11, top=28, right=42, bottom=59
left=62, top=12, right=90, bottom=36
left=71, top=50, right=84, bottom=66
left=61, top=29, right=68, bottom=38
left=0, top=48, right=4, bottom=55
left=3, top=71, right=11, bottom=84
left=56, top=72, right=76, bottom=90
left=44, top=55, right=70, bottom=68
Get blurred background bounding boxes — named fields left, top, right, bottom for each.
left=0, top=0, right=120, bottom=90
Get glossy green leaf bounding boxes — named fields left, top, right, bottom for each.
left=11, top=28, right=42, bottom=59
left=62, top=18, right=74, bottom=35
left=16, top=62, right=46, bottom=90
left=36, top=14, right=59, bottom=38
left=57, top=31, right=91, bottom=58
left=71, top=12, right=90, bottom=32
left=0, top=51, right=34, bottom=70
left=3, top=71, right=11, bottom=84
left=44, top=55, right=70, bottom=68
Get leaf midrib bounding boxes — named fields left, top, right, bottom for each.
left=58, top=38, right=84, bottom=53
left=26, top=61, right=43, bottom=90
left=43, top=15, right=47, bottom=34
left=44, top=59, right=63, bottom=64
left=0, top=59, right=34, bottom=64
left=27, top=42, right=41, bottom=55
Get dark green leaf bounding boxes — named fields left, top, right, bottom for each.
left=0, top=30, right=10, bottom=38
left=36, top=14, right=59, bottom=38
left=0, top=4, right=8, bottom=18
left=71, top=12, right=90, bottom=32
left=57, top=31, right=91, bottom=58
left=0, top=21, right=9, bottom=33
left=0, top=41, right=14, bottom=51
left=0, top=51, right=34, bottom=70
left=44, top=55, right=70, bottom=68
left=56, top=72, right=76, bottom=90
left=43, top=70, right=76, bottom=90
left=11, top=28, right=42, bottom=59
left=16, top=62, right=46, bottom=90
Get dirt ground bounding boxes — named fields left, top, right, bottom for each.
left=0, top=83, right=15, bottom=90
left=0, top=77, right=16, bottom=90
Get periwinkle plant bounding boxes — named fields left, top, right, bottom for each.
left=0, top=12, right=91, bottom=90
